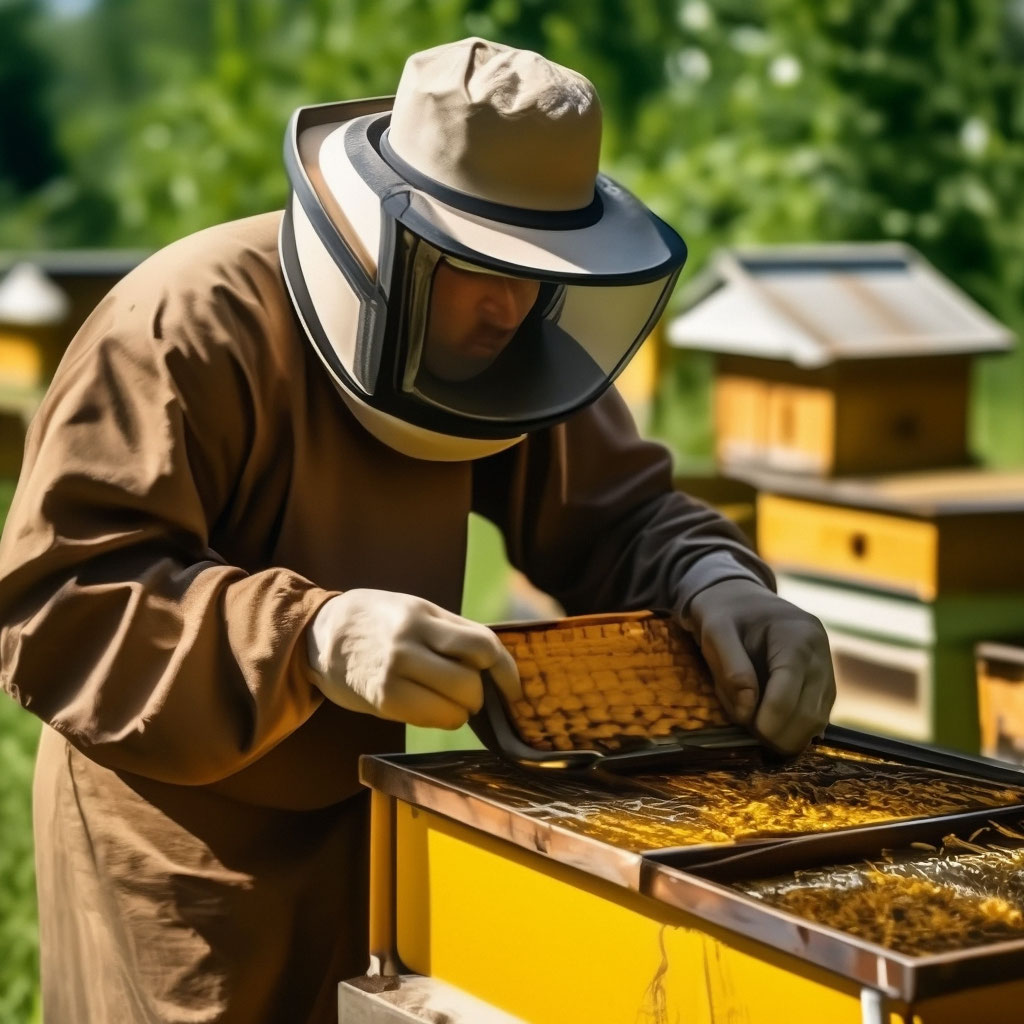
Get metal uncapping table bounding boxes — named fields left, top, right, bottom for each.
left=350, top=727, right=1024, bottom=1023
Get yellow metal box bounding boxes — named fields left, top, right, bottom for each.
left=361, top=731, right=1024, bottom=1024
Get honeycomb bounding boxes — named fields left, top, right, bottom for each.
left=495, top=613, right=726, bottom=752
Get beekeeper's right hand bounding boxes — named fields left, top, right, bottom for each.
left=307, top=589, right=522, bottom=730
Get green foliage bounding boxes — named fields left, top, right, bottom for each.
left=13, top=0, right=1016, bottom=458
left=0, top=0, right=63, bottom=195
left=7, top=0, right=475, bottom=248
left=462, top=0, right=679, bottom=154
left=5, top=0, right=685, bottom=250
left=624, top=0, right=1024, bottom=465
left=0, top=477, right=42, bottom=1024
left=2, top=1, right=1024, bottom=1015
left=0, top=697, right=41, bottom=1024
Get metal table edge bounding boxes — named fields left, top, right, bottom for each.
left=359, top=752, right=646, bottom=890
left=640, top=857, right=1024, bottom=1003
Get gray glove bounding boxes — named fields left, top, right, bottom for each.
left=686, top=578, right=836, bottom=755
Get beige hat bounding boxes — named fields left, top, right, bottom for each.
left=286, top=36, right=685, bottom=278
left=280, top=37, right=687, bottom=461
left=386, top=38, right=602, bottom=214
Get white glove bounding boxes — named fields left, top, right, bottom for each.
left=307, top=589, right=521, bottom=730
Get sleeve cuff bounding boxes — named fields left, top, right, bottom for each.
left=672, top=551, right=776, bottom=625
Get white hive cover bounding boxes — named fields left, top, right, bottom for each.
left=0, top=262, right=70, bottom=326
left=667, top=244, right=1014, bottom=367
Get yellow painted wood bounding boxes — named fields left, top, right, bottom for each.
left=715, top=374, right=770, bottom=465
left=904, top=979, right=1024, bottom=1023
left=766, top=382, right=835, bottom=473
left=977, top=648, right=1024, bottom=762
left=368, top=788, right=397, bottom=974
left=388, top=800, right=1024, bottom=1021
left=394, top=802, right=879, bottom=1024
left=757, top=494, right=940, bottom=599
left=616, top=329, right=659, bottom=409
left=980, top=676, right=1024, bottom=757
left=710, top=356, right=973, bottom=477
left=716, top=376, right=837, bottom=473
left=0, top=332, right=43, bottom=390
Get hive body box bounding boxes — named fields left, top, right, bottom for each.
left=977, top=642, right=1024, bottom=764
left=715, top=353, right=970, bottom=476
left=666, top=244, right=1020, bottom=759
left=749, top=470, right=1024, bottom=752
left=353, top=733, right=1024, bottom=1024
left=0, top=253, right=146, bottom=475
left=666, top=243, right=1013, bottom=479
left=777, top=573, right=1024, bottom=751
left=754, top=470, right=1024, bottom=601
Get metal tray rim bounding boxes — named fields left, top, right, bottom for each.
left=360, top=729, right=1024, bottom=1001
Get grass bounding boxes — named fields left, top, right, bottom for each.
left=0, top=698, right=41, bottom=1024
left=0, top=477, right=43, bottom=1024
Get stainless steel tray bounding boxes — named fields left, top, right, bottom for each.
left=361, top=725, right=1024, bottom=1000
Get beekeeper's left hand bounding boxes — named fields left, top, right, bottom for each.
left=685, top=579, right=835, bottom=756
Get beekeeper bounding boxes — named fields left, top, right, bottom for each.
left=0, top=37, right=834, bottom=1024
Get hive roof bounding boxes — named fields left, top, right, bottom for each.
left=667, top=243, right=1014, bottom=367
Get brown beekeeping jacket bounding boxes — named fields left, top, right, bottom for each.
left=0, top=212, right=771, bottom=1024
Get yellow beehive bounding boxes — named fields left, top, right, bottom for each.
left=977, top=641, right=1024, bottom=763
left=666, top=244, right=1014, bottom=478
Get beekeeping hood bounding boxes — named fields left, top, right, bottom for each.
left=280, top=37, right=687, bottom=461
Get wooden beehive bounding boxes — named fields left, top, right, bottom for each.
left=0, top=262, right=68, bottom=394
left=752, top=468, right=1024, bottom=601
left=977, top=641, right=1024, bottom=764
left=713, top=353, right=971, bottom=476
left=0, top=251, right=146, bottom=384
left=777, top=572, right=1024, bottom=752
left=667, top=244, right=1014, bottom=477
left=0, top=253, right=146, bottom=477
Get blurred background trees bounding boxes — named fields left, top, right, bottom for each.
left=2, top=1, right=1023, bottom=1020
left=4, top=0, right=1023, bottom=461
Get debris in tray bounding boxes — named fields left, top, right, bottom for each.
left=496, top=614, right=727, bottom=752
left=735, top=822, right=1024, bottom=955
left=569, top=751, right=1024, bottom=847
left=422, top=748, right=1024, bottom=852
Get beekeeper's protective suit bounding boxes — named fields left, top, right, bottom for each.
left=0, top=38, right=834, bottom=1024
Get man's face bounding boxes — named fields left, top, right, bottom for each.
left=423, top=261, right=541, bottom=382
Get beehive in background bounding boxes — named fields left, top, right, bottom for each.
left=0, top=251, right=145, bottom=477
left=774, top=571, right=1024, bottom=752
left=977, top=641, right=1024, bottom=764
left=666, top=244, right=1013, bottom=478
left=0, top=263, right=68, bottom=476
left=663, top=244, right=1023, bottom=757
left=755, top=469, right=1024, bottom=601
left=0, top=262, right=68, bottom=388
left=612, top=319, right=662, bottom=433
left=753, top=471, right=1024, bottom=752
